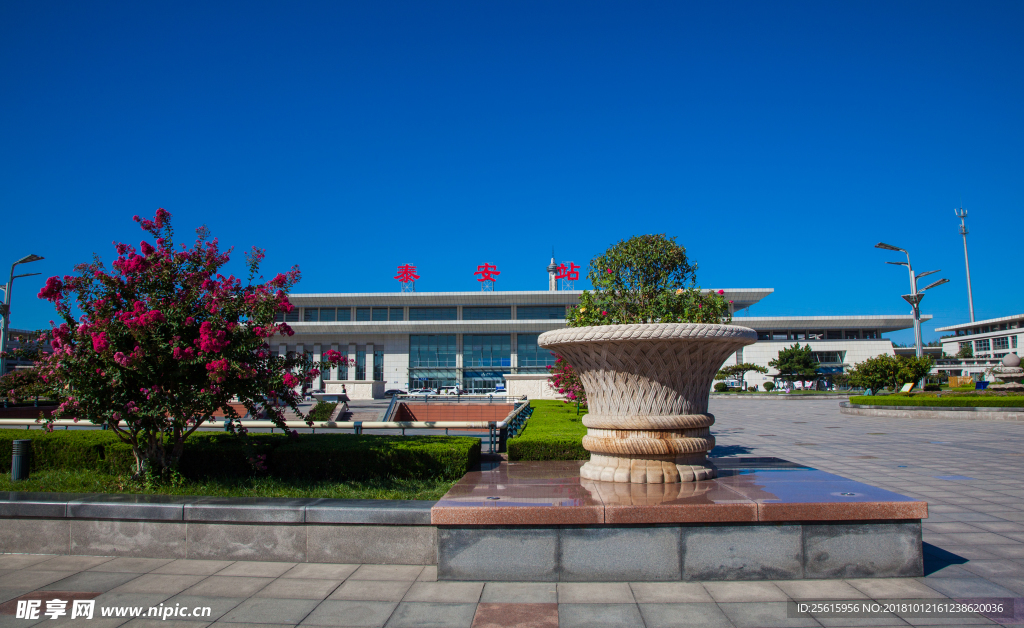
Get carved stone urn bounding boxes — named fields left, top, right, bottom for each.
left=538, top=323, right=757, bottom=483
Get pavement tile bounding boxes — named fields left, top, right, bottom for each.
left=638, top=602, right=733, bottom=627
left=328, top=580, right=413, bottom=602
left=181, top=576, right=273, bottom=598
left=776, top=579, right=870, bottom=600
left=107, top=574, right=206, bottom=596
left=959, top=559, right=1024, bottom=578
left=704, top=581, right=789, bottom=602
left=557, top=582, right=635, bottom=604
left=151, top=561, right=235, bottom=576
left=0, top=555, right=55, bottom=570
left=219, top=597, right=319, bottom=624
left=34, top=555, right=116, bottom=571
left=161, top=594, right=245, bottom=621
left=718, top=601, right=822, bottom=627
left=383, top=602, right=477, bottom=628
left=41, top=570, right=141, bottom=592
left=89, top=558, right=175, bottom=574
left=416, top=566, right=436, bottom=582
left=846, top=579, right=948, bottom=599
left=557, top=603, right=645, bottom=628
left=629, top=582, right=713, bottom=603
left=280, top=564, right=359, bottom=580
left=348, top=566, right=423, bottom=582
left=471, top=602, right=557, bottom=628
left=0, top=571, right=77, bottom=591
left=917, top=577, right=1020, bottom=599
left=253, top=578, right=343, bottom=600
left=215, top=562, right=296, bottom=578
left=121, top=620, right=211, bottom=628
left=300, top=600, right=397, bottom=627
left=479, top=582, right=557, bottom=604
left=402, top=582, right=483, bottom=603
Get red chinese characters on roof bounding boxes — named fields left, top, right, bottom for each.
left=474, top=263, right=500, bottom=283
left=555, top=262, right=580, bottom=281
left=394, top=264, right=420, bottom=283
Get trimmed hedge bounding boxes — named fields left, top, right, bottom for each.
left=849, top=396, right=1024, bottom=408
left=508, top=400, right=588, bottom=461
left=0, top=429, right=479, bottom=481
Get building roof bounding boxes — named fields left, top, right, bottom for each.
left=288, top=288, right=775, bottom=310
left=935, top=313, right=1024, bottom=332
left=732, top=315, right=927, bottom=332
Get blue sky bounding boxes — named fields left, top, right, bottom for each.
left=2, top=1, right=1021, bottom=344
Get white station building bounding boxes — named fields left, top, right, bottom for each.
left=281, top=264, right=924, bottom=398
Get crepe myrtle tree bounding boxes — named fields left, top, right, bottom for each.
left=547, top=354, right=586, bottom=407
left=34, top=208, right=346, bottom=478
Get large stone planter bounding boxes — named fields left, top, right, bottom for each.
left=538, top=323, right=757, bottom=483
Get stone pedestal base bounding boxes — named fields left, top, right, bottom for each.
left=580, top=453, right=716, bottom=484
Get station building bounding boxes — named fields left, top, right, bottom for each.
left=932, top=314, right=1023, bottom=380
left=282, top=269, right=923, bottom=397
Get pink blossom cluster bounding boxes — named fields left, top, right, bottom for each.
left=206, top=358, right=231, bottom=383
left=117, top=301, right=165, bottom=329
left=197, top=321, right=230, bottom=353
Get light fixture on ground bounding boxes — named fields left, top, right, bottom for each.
left=874, top=243, right=947, bottom=361
left=0, top=254, right=45, bottom=376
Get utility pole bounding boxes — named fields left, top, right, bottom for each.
left=955, top=207, right=975, bottom=322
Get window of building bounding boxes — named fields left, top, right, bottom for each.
left=408, top=369, right=457, bottom=390
left=811, top=351, right=844, bottom=364
left=516, top=305, right=568, bottom=320
left=757, top=331, right=771, bottom=340
left=304, top=308, right=319, bottom=322
left=517, top=334, right=557, bottom=370
left=975, top=338, right=991, bottom=352
left=463, top=369, right=511, bottom=393
left=1013, top=336, right=1019, bottom=349
left=356, top=308, right=371, bottom=321
left=462, top=306, right=511, bottom=320
left=464, top=334, right=512, bottom=367
left=982, top=326, right=990, bottom=333
left=772, top=331, right=788, bottom=340
left=320, top=308, right=336, bottom=322
left=337, top=308, right=351, bottom=321
left=792, top=331, right=806, bottom=340
left=959, top=341, right=971, bottom=352
left=389, top=307, right=404, bottom=321
left=807, top=331, right=825, bottom=340
left=284, top=309, right=299, bottom=322
left=409, top=335, right=457, bottom=367
left=337, top=349, right=348, bottom=380
left=995, top=353, right=1008, bottom=358
left=994, top=337, right=1009, bottom=350
left=355, top=350, right=366, bottom=380
left=373, top=350, right=384, bottom=381
left=826, top=331, right=842, bottom=340
left=862, top=330, right=878, bottom=339
left=409, top=307, right=457, bottom=321
left=275, top=312, right=283, bottom=322
left=845, top=331, right=860, bottom=339
left=371, top=308, right=388, bottom=322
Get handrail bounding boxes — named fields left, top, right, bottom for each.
left=382, top=393, right=400, bottom=422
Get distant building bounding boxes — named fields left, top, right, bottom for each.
left=2, top=329, right=51, bottom=376
left=934, top=314, right=1022, bottom=380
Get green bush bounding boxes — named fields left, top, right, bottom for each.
left=0, top=429, right=479, bottom=481
left=763, top=382, right=775, bottom=392
left=508, top=400, right=588, bottom=461
left=923, top=384, right=942, bottom=392
left=747, top=386, right=758, bottom=392
left=714, top=382, right=729, bottom=392
left=307, top=401, right=338, bottom=422
left=849, top=396, right=1024, bottom=408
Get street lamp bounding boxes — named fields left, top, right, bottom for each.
left=874, top=243, right=947, bottom=360
left=0, top=254, right=45, bottom=377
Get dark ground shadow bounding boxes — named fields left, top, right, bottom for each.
left=923, top=542, right=969, bottom=575
left=709, top=445, right=757, bottom=457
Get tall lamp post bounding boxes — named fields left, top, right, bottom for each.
left=875, top=243, right=948, bottom=359
left=955, top=206, right=975, bottom=322
left=0, top=254, right=45, bottom=377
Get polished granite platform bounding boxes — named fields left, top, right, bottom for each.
left=431, top=458, right=928, bottom=525
left=433, top=458, right=928, bottom=582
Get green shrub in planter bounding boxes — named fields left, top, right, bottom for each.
left=763, top=382, right=775, bottom=392
left=714, top=382, right=729, bottom=392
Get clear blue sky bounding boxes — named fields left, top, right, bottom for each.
left=2, top=1, right=1021, bottom=344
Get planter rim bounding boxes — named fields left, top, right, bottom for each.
left=538, top=322, right=756, bottom=347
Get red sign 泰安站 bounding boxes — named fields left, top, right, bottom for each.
left=475, top=263, right=500, bottom=283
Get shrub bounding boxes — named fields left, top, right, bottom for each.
left=0, top=429, right=479, bottom=481
left=714, top=382, right=729, bottom=392
left=763, top=382, right=775, bottom=392
left=747, top=386, right=758, bottom=392
left=849, top=396, right=1024, bottom=408
left=923, top=384, right=942, bottom=392
left=307, top=401, right=338, bottom=422
left=507, top=400, right=588, bottom=461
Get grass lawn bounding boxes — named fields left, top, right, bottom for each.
left=508, top=399, right=588, bottom=460
left=0, top=468, right=454, bottom=500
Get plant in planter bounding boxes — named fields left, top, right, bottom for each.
left=539, top=234, right=756, bottom=483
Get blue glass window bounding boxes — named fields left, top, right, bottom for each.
left=462, top=306, right=511, bottom=320
left=517, top=334, right=557, bottom=368
left=371, top=308, right=388, bottom=321
left=319, top=308, right=336, bottom=322
left=464, top=334, right=512, bottom=367
left=409, top=307, right=457, bottom=321
left=304, top=308, right=319, bottom=322
left=356, top=308, right=371, bottom=321
left=390, top=307, right=405, bottom=321
left=516, top=305, right=567, bottom=320
left=410, top=335, right=457, bottom=367
left=337, top=308, right=352, bottom=322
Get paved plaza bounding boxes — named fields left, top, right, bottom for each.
left=2, top=399, right=1023, bottom=627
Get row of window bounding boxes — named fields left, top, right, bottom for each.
left=756, top=330, right=879, bottom=341
left=953, top=321, right=1022, bottom=336
left=277, top=305, right=569, bottom=323
left=409, top=334, right=557, bottom=369
left=968, top=336, right=1017, bottom=353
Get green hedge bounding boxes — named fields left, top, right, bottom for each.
left=0, top=429, right=479, bottom=481
left=508, top=400, right=588, bottom=461
left=850, top=396, right=1024, bottom=408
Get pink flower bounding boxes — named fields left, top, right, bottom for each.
left=140, top=241, right=156, bottom=256
left=91, top=332, right=109, bottom=352
left=38, top=277, right=64, bottom=301
left=283, top=373, right=299, bottom=388
left=606, top=268, right=612, bottom=274
left=601, top=310, right=607, bottom=316
left=717, top=290, right=724, bottom=295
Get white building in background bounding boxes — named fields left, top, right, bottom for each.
left=932, top=314, right=1023, bottom=380
left=280, top=267, right=921, bottom=398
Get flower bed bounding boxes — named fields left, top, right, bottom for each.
left=507, top=400, right=588, bottom=461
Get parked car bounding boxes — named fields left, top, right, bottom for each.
left=383, top=389, right=407, bottom=397
left=409, top=388, right=435, bottom=395
left=439, top=386, right=461, bottom=395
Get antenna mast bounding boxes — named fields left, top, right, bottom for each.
left=955, top=206, right=975, bottom=322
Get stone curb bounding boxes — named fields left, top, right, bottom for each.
left=0, top=492, right=435, bottom=524
left=710, top=394, right=852, bottom=400
left=840, top=401, right=1024, bottom=421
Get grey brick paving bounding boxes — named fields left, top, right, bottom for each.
left=3, top=400, right=1024, bottom=626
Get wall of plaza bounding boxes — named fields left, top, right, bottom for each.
left=280, top=291, right=920, bottom=396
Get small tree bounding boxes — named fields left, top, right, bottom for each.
left=956, top=343, right=973, bottom=358
left=716, top=363, right=769, bottom=389
left=547, top=354, right=586, bottom=407
left=848, top=354, right=933, bottom=394
left=763, top=381, right=775, bottom=392
left=768, top=344, right=820, bottom=388
left=34, top=209, right=344, bottom=477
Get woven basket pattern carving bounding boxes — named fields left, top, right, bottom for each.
left=539, top=323, right=756, bottom=483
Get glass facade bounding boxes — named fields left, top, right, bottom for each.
left=372, top=308, right=388, bottom=321
left=517, top=333, right=557, bottom=371
left=356, top=308, right=371, bottom=321
left=337, top=349, right=348, bottom=380
left=463, top=306, right=511, bottom=320
left=355, top=350, right=366, bottom=380
left=337, top=308, right=351, bottom=321
left=373, top=350, right=384, bottom=381
left=517, top=305, right=567, bottom=320
left=304, top=308, right=318, bottom=322
left=320, top=308, right=336, bottom=322
left=390, top=307, right=405, bottom=321
left=463, top=369, right=510, bottom=393
left=976, top=338, right=991, bottom=352
left=409, top=307, right=457, bottom=321
left=993, top=337, right=1009, bottom=350
left=408, top=369, right=457, bottom=390
left=464, top=334, right=512, bottom=367
left=409, top=335, right=457, bottom=367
